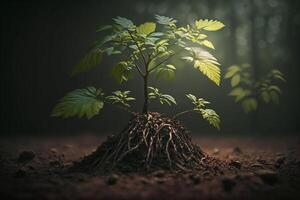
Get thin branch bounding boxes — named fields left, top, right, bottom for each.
left=173, top=109, right=194, bottom=119
left=134, top=63, right=145, bottom=77
left=121, top=44, right=145, bottom=77
left=148, top=39, right=187, bottom=73
left=127, top=30, right=147, bottom=68
left=148, top=53, right=175, bottom=73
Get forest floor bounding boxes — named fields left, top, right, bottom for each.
left=0, top=134, right=300, bottom=200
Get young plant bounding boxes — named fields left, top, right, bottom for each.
left=224, top=64, right=285, bottom=113
left=52, top=15, right=225, bottom=172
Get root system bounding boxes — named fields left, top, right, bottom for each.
left=72, top=112, right=219, bottom=173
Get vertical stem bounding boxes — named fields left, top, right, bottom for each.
left=142, top=74, right=148, bottom=114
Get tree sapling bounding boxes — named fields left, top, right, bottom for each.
left=52, top=15, right=225, bottom=173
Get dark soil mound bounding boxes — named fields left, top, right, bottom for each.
left=72, top=112, right=225, bottom=174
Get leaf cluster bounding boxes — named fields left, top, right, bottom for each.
left=52, top=88, right=136, bottom=119
left=72, top=15, right=224, bottom=87
left=224, top=64, right=285, bottom=113
left=106, top=90, right=135, bottom=108
left=186, top=94, right=220, bottom=129
left=148, top=87, right=177, bottom=106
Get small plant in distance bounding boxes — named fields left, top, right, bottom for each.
left=52, top=15, right=224, bottom=173
left=224, top=64, right=285, bottom=113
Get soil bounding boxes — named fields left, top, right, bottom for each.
left=0, top=134, right=300, bottom=200
left=73, top=112, right=211, bottom=173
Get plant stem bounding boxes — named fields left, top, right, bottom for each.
left=142, top=73, right=149, bottom=114
left=173, top=110, right=194, bottom=119
left=126, top=29, right=150, bottom=114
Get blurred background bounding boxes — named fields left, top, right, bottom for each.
left=1, top=0, right=300, bottom=136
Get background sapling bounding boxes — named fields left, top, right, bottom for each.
left=224, top=64, right=285, bottom=113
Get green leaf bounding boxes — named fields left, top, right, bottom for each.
left=96, top=25, right=113, bottom=32
left=111, top=62, right=133, bottom=84
left=224, top=65, right=240, bottom=79
left=194, top=60, right=221, bottom=86
left=261, top=91, right=270, bottom=103
left=185, top=94, right=219, bottom=129
left=113, top=17, right=135, bottom=29
left=137, top=22, right=156, bottom=35
left=187, top=47, right=221, bottom=85
left=241, top=98, right=257, bottom=113
left=51, top=87, right=104, bottom=119
left=231, top=74, right=241, bottom=87
left=181, top=56, right=194, bottom=62
left=166, top=64, right=176, bottom=70
left=71, top=49, right=102, bottom=76
left=229, top=87, right=244, bottom=96
left=268, top=85, right=281, bottom=94
left=269, top=69, right=286, bottom=82
left=156, top=68, right=175, bottom=80
left=186, top=94, right=197, bottom=102
left=148, top=87, right=176, bottom=106
left=229, top=87, right=251, bottom=102
left=199, top=108, right=220, bottom=130
left=200, top=40, right=215, bottom=49
left=270, top=69, right=284, bottom=76
left=103, top=47, right=121, bottom=56
left=155, top=15, right=177, bottom=25
left=195, top=19, right=225, bottom=31
left=161, top=94, right=177, bottom=105
left=273, top=74, right=286, bottom=82
left=149, top=32, right=164, bottom=37
left=197, top=34, right=208, bottom=40
left=270, top=91, right=279, bottom=104
left=106, top=90, right=135, bottom=108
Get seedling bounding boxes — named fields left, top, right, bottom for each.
left=224, top=64, right=285, bottom=113
left=52, top=15, right=224, bottom=172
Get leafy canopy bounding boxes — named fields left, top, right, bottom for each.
left=52, top=15, right=225, bottom=130
left=72, top=14, right=224, bottom=87
left=224, top=64, right=285, bottom=113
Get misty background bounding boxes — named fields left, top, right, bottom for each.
left=1, top=0, right=300, bottom=136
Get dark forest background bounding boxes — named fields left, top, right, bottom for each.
left=1, top=0, right=300, bottom=136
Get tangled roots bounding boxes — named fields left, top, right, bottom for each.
left=72, top=112, right=212, bottom=173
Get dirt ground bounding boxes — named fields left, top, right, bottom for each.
left=0, top=134, right=300, bottom=200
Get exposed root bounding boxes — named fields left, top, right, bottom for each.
left=72, top=112, right=217, bottom=173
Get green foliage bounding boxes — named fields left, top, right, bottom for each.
left=71, top=49, right=103, bottom=76
left=51, top=87, right=104, bottom=119
left=148, top=87, right=176, bottom=106
left=183, top=47, right=221, bottom=86
left=105, top=90, right=135, bottom=108
left=199, top=109, right=220, bottom=130
left=111, top=61, right=134, bottom=83
left=53, top=15, right=224, bottom=132
left=224, top=64, right=285, bottom=113
left=195, top=19, right=225, bottom=31
left=71, top=15, right=223, bottom=87
left=136, top=22, right=156, bottom=35
left=155, top=64, right=176, bottom=80
left=186, top=94, right=220, bottom=129
left=113, top=17, right=135, bottom=30
left=155, top=15, right=177, bottom=26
